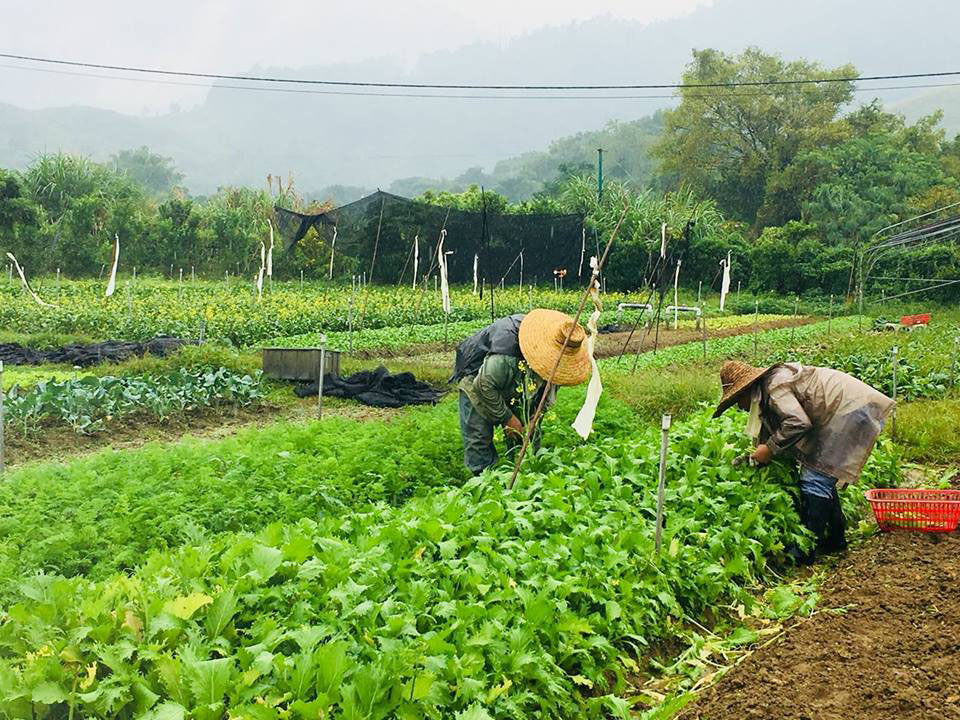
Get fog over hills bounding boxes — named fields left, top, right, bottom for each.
left=1, top=0, right=958, bottom=198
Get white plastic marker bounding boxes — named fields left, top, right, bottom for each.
left=438, top=229, right=451, bottom=314
left=412, top=234, right=419, bottom=290
left=105, top=233, right=120, bottom=297
left=256, top=241, right=266, bottom=301
left=572, top=256, right=603, bottom=440
left=660, top=222, right=667, bottom=258
left=473, top=252, right=479, bottom=295
left=5, top=252, right=54, bottom=307
left=266, top=219, right=274, bottom=278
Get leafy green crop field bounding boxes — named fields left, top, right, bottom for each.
left=0, top=385, right=899, bottom=719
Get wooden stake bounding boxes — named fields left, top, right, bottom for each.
left=655, top=414, right=672, bottom=556
left=753, top=300, right=759, bottom=363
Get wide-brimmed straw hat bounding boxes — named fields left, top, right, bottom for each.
left=518, top=309, right=592, bottom=387
left=713, top=360, right=770, bottom=418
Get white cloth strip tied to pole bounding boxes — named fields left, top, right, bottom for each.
left=472, top=252, right=479, bottom=294
left=719, top=251, right=731, bottom=311
left=572, top=256, right=604, bottom=440
left=438, top=229, right=451, bottom=314
left=329, top=226, right=338, bottom=280
left=412, top=234, right=419, bottom=290
left=105, top=233, right=120, bottom=298
left=5, top=252, right=54, bottom=307
left=266, top=219, right=274, bottom=278
left=256, top=241, right=266, bottom=301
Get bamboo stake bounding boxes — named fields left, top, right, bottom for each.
left=891, top=346, right=899, bottom=439
left=509, top=205, right=629, bottom=489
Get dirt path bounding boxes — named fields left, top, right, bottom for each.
left=594, top=316, right=815, bottom=359
left=682, top=530, right=960, bottom=720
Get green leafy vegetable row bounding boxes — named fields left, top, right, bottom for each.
left=1, top=368, right=263, bottom=435
left=0, top=407, right=899, bottom=720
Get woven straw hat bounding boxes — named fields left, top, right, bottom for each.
left=713, top=360, right=770, bottom=418
left=518, top=309, right=592, bottom=387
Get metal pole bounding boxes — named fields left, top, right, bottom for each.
left=56, top=268, right=61, bottom=298
left=655, top=414, right=672, bottom=556
left=317, top=347, right=325, bottom=419
left=753, top=300, right=759, bottom=363
left=178, top=268, right=183, bottom=300
left=300, top=269, right=304, bottom=290
left=0, top=360, right=5, bottom=474
left=597, top=148, right=603, bottom=202
left=737, top=281, right=741, bottom=303
left=701, top=305, right=707, bottom=362
left=697, top=280, right=702, bottom=304
left=347, top=280, right=355, bottom=353
left=829, top=294, right=834, bottom=335
left=891, top=346, right=898, bottom=439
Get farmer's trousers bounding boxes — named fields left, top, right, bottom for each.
left=458, top=392, right=538, bottom=475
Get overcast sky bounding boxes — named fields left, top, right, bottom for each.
left=0, top=0, right=710, bottom=114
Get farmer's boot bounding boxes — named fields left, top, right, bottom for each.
left=821, top=490, right=848, bottom=555
left=798, top=494, right=833, bottom=565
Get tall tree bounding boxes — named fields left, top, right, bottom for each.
left=653, top=48, right=855, bottom=228
left=111, top=147, right=184, bottom=197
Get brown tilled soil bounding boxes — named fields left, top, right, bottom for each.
left=594, top=316, right=815, bottom=359
left=350, top=316, right=816, bottom=361
left=682, top=531, right=960, bottom=720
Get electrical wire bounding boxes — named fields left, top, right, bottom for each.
left=4, top=61, right=960, bottom=102
left=1, top=50, right=960, bottom=91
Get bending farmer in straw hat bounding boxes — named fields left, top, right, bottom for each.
left=450, top=310, right=592, bottom=475
left=715, top=360, right=894, bottom=563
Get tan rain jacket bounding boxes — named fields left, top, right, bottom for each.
left=758, top=363, right=895, bottom=487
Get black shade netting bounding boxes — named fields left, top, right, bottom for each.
left=294, top=365, right=445, bottom=408
left=0, top=337, right=191, bottom=367
left=275, top=191, right=584, bottom=286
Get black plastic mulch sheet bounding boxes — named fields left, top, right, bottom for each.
left=294, top=365, right=446, bottom=408
left=0, top=337, right=190, bottom=367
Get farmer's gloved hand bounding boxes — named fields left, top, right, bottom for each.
left=504, top=415, right=525, bottom=439
left=732, top=454, right=752, bottom=468
left=751, top=443, right=773, bottom=466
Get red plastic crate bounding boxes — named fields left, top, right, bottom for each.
left=865, top=488, right=960, bottom=532
left=899, top=313, right=930, bottom=327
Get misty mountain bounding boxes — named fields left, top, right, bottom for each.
left=2, top=0, right=958, bottom=199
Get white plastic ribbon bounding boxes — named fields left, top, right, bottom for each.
left=578, top=227, right=586, bottom=279
left=473, top=252, right=478, bottom=294
left=438, top=229, right=451, bottom=314
left=572, top=256, right=603, bottom=440
left=719, top=252, right=731, bottom=311
left=266, top=219, right=274, bottom=278
left=6, top=252, right=54, bottom=307
left=660, top=222, right=667, bottom=259
left=256, top=241, right=265, bottom=301
left=105, top=233, right=120, bottom=298
left=328, top=226, right=338, bottom=280
left=412, top=234, right=419, bottom=290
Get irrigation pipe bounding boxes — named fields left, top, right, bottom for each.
left=508, top=204, right=629, bottom=489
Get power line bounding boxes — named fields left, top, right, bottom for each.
left=1, top=51, right=959, bottom=91
left=4, top=62, right=960, bottom=101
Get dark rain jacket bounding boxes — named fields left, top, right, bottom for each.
left=758, top=363, right=895, bottom=487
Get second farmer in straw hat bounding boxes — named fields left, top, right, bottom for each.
left=450, top=309, right=592, bottom=475
left=714, top=359, right=894, bottom=563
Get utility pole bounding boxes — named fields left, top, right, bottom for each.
left=597, top=148, right=604, bottom=203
